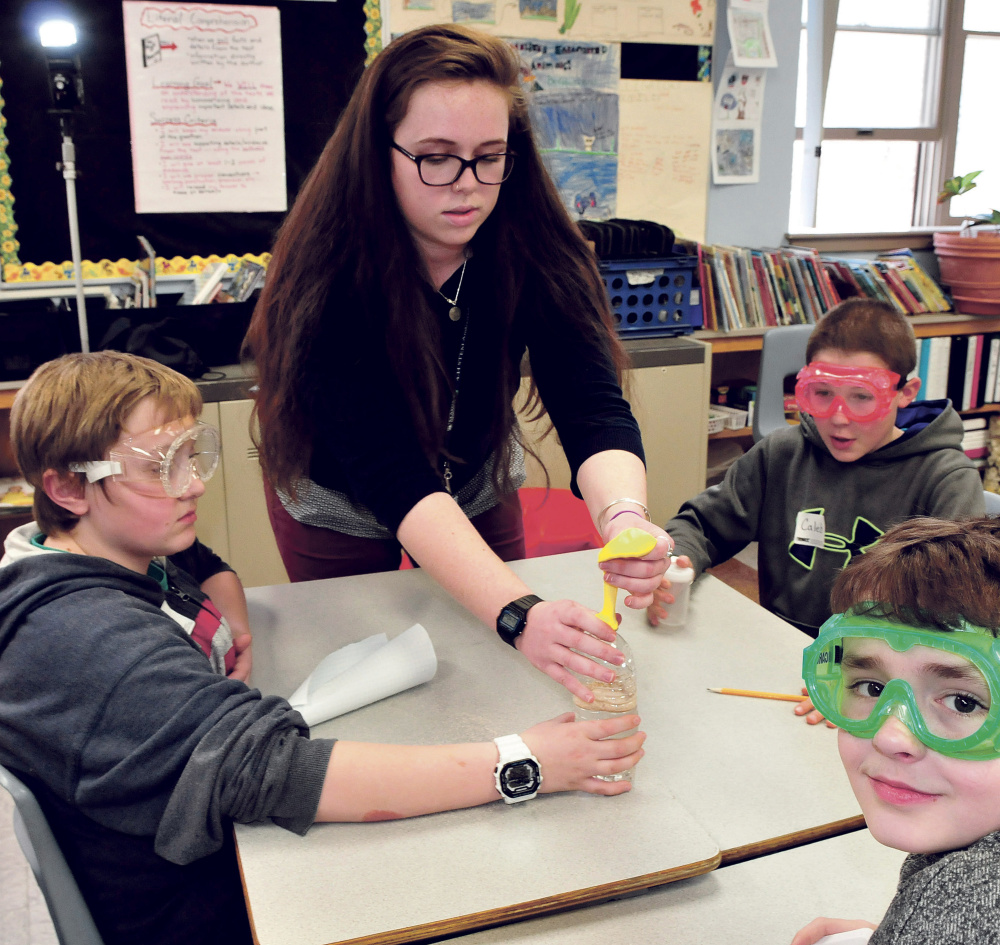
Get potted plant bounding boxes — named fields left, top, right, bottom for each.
left=933, top=171, right=1000, bottom=315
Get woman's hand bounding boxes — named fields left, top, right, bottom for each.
left=794, top=688, right=837, bottom=727
left=789, top=916, right=876, bottom=945
left=598, top=518, right=673, bottom=610
left=523, top=712, right=645, bottom=795
left=515, top=599, right=627, bottom=702
left=646, top=553, right=693, bottom=627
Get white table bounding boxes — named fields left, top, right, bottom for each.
left=448, top=829, right=905, bottom=945
left=236, top=551, right=863, bottom=945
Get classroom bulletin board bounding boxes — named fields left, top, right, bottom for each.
left=0, top=0, right=715, bottom=283
left=0, top=0, right=374, bottom=282
left=385, top=0, right=716, bottom=241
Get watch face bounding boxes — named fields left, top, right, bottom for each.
left=499, top=759, right=540, bottom=797
left=499, top=610, right=521, bottom=633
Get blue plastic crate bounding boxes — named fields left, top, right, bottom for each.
left=599, top=256, right=703, bottom=336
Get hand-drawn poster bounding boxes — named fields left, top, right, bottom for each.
left=617, top=79, right=710, bottom=241
left=711, top=53, right=765, bottom=184
left=508, top=39, right=619, bottom=220
left=727, top=0, right=777, bottom=68
left=122, top=2, right=286, bottom=214
left=389, top=0, right=714, bottom=45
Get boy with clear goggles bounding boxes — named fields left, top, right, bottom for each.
left=70, top=420, right=220, bottom=498
left=803, top=610, right=1000, bottom=760
left=795, top=362, right=903, bottom=423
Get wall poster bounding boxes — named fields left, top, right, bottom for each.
left=122, top=1, right=287, bottom=214
left=510, top=39, right=619, bottom=220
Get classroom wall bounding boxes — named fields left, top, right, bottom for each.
left=704, top=0, right=801, bottom=247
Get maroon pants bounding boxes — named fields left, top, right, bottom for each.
left=265, top=486, right=526, bottom=582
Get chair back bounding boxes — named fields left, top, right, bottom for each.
left=753, top=324, right=814, bottom=442
left=0, top=764, right=104, bottom=945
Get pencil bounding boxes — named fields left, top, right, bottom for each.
left=707, top=687, right=807, bottom=703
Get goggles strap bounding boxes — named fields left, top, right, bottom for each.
left=69, top=461, right=123, bottom=483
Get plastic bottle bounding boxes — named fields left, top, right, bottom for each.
left=572, top=631, right=637, bottom=782
left=660, top=557, right=695, bottom=627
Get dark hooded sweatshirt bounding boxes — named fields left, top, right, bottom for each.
left=666, top=400, right=984, bottom=636
left=0, top=527, right=333, bottom=945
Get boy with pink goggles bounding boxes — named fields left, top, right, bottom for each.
left=795, top=362, right=903, bottom=423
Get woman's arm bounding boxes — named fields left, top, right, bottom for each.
left=576, top=449, right=672, bottom=610
left=397, top=493, right=632, bottom=701
left=315, top=711, right=644, bottom=821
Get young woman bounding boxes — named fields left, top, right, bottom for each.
left=243, top=24, right=671, bottom=701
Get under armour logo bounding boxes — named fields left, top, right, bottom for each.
left=789, top=516, right=883, bottom=570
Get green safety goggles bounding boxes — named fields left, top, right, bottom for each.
left=803, top=611, right=1000, bottom=760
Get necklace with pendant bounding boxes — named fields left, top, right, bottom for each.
left=441, top=307, right=471, bottom=495
left=438, top=258, right=468, bottom=322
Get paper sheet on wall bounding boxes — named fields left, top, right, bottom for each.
left=508, top=39, right=620, bottom=221
left=616, top=79, right=711, bottom=242
left=122, top=1, right=286, bottom=214
left=711, top=52, right=766, bottom=185
left=387, top=0, right=715, bottom=45
left=726, top=0, right=777, bottom=68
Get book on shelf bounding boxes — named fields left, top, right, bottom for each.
left=0, top=477, right=34, bottom=511
left=925, top=336, right=952, bottom=401
left=983, top=335, right=1000, bottom=406
left=697, top=243, right=952, bottom=333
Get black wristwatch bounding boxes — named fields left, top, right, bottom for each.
left=495, top=594, right=543, bottom=648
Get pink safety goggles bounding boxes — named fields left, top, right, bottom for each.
left=795, top=362, right=902, bottom=422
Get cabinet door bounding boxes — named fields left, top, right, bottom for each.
left=517, top=348, right=711, bottom=527
left=193, top=402, right=230, bottom=561
left=217, top=399, right=289, bottom=588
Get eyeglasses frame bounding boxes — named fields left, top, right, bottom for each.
left=391, top=143, right=515, bottom=186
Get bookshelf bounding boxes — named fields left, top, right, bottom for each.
left=702, top=313, right=1000, bottom=448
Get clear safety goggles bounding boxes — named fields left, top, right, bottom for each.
left=803, top=611, right=1000, bottom=760
left=70, top=420, right=220, bottom=498
left=795, top=362, right=902, bottom=422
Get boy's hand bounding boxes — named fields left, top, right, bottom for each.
left=794, top=687, right=837, bottom=728
left=522, top=712, right=645, bottom=795
left=646, top=554, right=693, bottom=627
left=228, top=632, right=253, bottom=682
left=790, top=916, right=877, bottom=945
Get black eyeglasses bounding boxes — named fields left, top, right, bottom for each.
left=391, top=143, right=516, bottom=186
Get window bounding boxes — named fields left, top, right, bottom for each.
left=789, top=0, right=1000, bottom=232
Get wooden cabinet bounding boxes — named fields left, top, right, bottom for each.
left=194, top=400, right=288, bottom=588
left=520, top=337, right=712, bottom=524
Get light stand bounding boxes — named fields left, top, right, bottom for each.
left=40, top=20, right=90, bottom=352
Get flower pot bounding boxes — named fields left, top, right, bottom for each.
left=933, top=230, right=1000, bottom=316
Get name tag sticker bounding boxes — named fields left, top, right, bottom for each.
left=794, top=511, right=826, bottom=548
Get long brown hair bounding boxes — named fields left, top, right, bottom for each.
left=243, top=24, right=627, bottom=495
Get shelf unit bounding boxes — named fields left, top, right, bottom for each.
left=698, top=313, right=1000, bottom=444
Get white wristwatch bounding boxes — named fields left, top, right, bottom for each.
left=493, top=734, right=542, bottom=804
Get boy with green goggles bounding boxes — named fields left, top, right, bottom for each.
left=791, top=517, right=1000, bottom=945
left=803, top=611, right=1000, bottom=760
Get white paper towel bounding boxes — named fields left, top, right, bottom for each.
left=288, top=623, right=438, bottom=727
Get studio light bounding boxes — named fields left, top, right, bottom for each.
left=38, top=19, right=77, bottom=48
left=36, top=14, right=90, bottom=351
